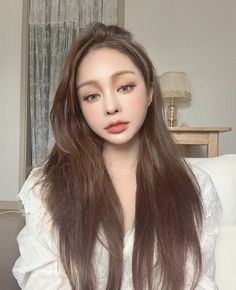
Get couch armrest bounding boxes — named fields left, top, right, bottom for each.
left=186, top=154, right=236, bottom=289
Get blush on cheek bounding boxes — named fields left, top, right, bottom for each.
left=82, top=106, right=100, bottom=125
left=129, top=94, right=148, bottom=109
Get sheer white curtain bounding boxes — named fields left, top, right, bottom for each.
left=29, top=0, right=118, bottom=165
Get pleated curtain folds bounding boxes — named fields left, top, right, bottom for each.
left=29, top=0, right=118, bottom=165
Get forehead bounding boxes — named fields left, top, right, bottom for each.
left=77, top=48, right=143, bottom=82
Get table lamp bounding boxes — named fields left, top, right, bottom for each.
left=160, top=71, right=191, bottom=127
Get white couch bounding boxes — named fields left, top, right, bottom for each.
left=188, top=154, right=236, bottom=290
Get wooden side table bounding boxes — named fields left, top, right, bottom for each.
left=169, top=127, right=232, bottom=157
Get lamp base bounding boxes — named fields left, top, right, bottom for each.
left=167, top=99, right=177, bottom=127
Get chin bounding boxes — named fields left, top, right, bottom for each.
left=104, top=133, right=139, bottom=146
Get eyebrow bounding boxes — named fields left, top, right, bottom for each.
left=77, top=70, right=136, bottom=90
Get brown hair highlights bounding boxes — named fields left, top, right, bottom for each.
left=40, top=22, right=203, bottom=290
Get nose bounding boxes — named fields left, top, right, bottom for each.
left=104, top=93, right=120, bottom=116
left=107, top=108, right=119, bottom=115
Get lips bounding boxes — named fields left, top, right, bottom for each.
left=105, top=121, right=129, bottom=133
left=105, top=121, right=128, bottom=129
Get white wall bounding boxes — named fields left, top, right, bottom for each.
left=0, top=0, right=235, bottom=200
left=125, top=0, right=236, bottom=155
left=0, top=0, right=23, bottom=201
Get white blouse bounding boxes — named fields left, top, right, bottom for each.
left=13, top=165, right=222, bottom=289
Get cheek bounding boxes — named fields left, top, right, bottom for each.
left=127, top=95, right=149, bottom=128
left=81, top=104, right=101, bottom=127
left=128, top=92, right=149, bottom=116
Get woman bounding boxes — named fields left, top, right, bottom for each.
left=13, top=22, right=222, bottom=290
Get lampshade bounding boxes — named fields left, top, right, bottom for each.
left=160, top=71, right=191, bottom=101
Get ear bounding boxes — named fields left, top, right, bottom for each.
left=147, top=86, right=153, bottom=106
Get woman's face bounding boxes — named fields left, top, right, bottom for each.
left=76, top=48, right=152, bottom=147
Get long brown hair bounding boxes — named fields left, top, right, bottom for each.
left=39, top=22, right=203, bottom=290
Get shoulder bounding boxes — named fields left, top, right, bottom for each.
left=18, top=168, right=43, bottom=213
left=18, top=167, right=51, bottom=231
left=189, top=164, right=222, bottom=210
left=189, top=164, right=223, bottom=241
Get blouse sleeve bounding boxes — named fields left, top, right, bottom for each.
left=12, top=169, right=72, bottom=290
left=187, top=166, right=223, bottom=290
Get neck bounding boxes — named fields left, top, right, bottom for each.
left=103, top=137, right=139, bottom=175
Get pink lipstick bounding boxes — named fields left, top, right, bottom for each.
left=105, top=121, right=129, bottom=133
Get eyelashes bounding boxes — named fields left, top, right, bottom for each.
left=82, top=83, right=136, bottom=103
left=117, top=84, right=136, bottom=94
left=83, top=93, right=100, bottom=103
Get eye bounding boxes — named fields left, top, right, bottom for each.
left=83, top=94, right=100, bottom=103
left=117, top=84, right=136, bottom=94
